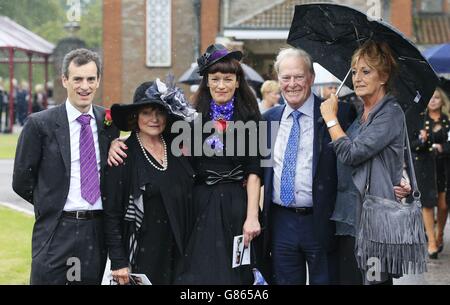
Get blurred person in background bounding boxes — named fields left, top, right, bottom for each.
left=0, top=77, right=5, bottom=129
left=259, top=80, right=281, bottom=114
left=33, top=84, right=46, bottom=113
left=16, top=80, right=29, bottom=126
left=411, top=87, right=450, bottom=259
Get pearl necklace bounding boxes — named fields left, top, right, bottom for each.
left=136, top=133, right=168, bottom=171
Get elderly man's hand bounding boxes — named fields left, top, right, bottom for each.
left=394, top=178, right=412, bottom=201
left=107, top=138, right=128, bottom=167
left=320, top=94, right=339, bottom=123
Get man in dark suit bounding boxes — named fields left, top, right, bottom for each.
left=261, top=48, right=356, bottom=285
left=13, top=48, right=119, bottom=284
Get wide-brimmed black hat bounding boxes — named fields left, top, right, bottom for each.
left=197, top=43, right=243, bottom=76
left=111, top=79, right=197, bottom=131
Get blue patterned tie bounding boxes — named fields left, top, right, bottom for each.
left=280, top=110, right=301, bottom=206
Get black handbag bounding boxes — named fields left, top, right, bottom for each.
left=356, top=120, right=427, bottom=275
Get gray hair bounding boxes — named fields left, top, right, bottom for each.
left=62, top=48, right=102, bottom=79
left=274, top=48, right=315, bottom=76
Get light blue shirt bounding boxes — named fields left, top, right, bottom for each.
left=272, top=93, right=314, bottom=208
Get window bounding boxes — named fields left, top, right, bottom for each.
left=146, top=0, right=172, bottom=67
left=419, top=0, right=443, bottom=13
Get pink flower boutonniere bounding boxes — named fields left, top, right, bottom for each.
left=104, top=109, right=112, bottom=127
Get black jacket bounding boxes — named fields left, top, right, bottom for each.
left=12, top=103, right=119, bottom=257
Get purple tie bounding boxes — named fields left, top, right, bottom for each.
left=76, top=114, right=100, bottom=205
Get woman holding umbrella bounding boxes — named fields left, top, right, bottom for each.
left=104, top=80, right=196, bottom=285
left=320, top=41, right=412, bottom=285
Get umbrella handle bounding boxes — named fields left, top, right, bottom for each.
left=336, top=68, right=352, bottom=96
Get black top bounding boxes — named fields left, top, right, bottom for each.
left=175, top=108, right=264, bottom=284
left=411, top=112, right=450, bottom=206
left=103, top=132, right=195, bottom=284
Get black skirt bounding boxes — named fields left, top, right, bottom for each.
left=175, top=156, right=262, bottom=285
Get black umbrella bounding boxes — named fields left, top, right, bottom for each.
left=287, top=3, right=439, bottom=117
left=178, top=62, right=264, bottom=86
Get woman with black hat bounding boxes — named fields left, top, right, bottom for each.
left=107, top=45, right=265, bottom=284
left=174, top=43, right=264, bottom=284
left=103, top=79, right=197, bottom=285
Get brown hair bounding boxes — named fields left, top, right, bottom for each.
left=62, top=48, right=102, bottom=79
left=193, top=57, right=261, bottom=121
left=351, top=41, right=398, bottom=93
left=128, top=104, right=168, bottom=132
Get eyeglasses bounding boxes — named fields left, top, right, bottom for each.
left=208, top=77, right=236, bottom=87
left=278, top=75, right=306, bottom=84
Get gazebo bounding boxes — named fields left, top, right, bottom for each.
left=0, top=16, right=54, bottom=132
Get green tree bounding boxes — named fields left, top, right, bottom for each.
left=0, top=0, right=102, bottom=86
left=79, top=0, right=102, bottom=48
left=0, top=0, right=102, bottom=47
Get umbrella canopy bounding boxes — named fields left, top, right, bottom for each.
left=313, top=62, right=353, bottom=97
left=178, top=62, right=264, bottom=86
left=423, top=43, right=450, bottom=74
left=287, top=3, right=439, bottom=117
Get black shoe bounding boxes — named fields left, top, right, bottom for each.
left=428, top=251, right=439, bottom=259
left=437, top=243, right=444, bottom=254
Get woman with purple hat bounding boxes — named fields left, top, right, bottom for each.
left=174, top=43, right=264, bottom=284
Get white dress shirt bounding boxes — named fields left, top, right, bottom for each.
left=63, top=100, right=102, bottom=211
left=272, top=93, right=314, bottom=208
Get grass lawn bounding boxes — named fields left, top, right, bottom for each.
left=0, top=133, right=19, bottom=159
left=0, top=131, right=129, bottom=160
left=0, top=206, right=33, bottom=284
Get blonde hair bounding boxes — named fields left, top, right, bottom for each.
left=351, top=41, right=398, bottom=93
left=260, top=80, right=280, bottom=96
left=435, top=87, right=450, bottom=116
left=35, top=84, right=44, bottom=93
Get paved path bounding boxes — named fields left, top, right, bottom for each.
left=0, top=155, right=449, bottom=284
left=0, top=159, right=33, bottom=214
left=394, top=220, right=450, bottom=285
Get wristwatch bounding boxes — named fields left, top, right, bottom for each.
left=326, top=120, right=338, bottom=129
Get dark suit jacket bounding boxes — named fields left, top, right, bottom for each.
left=12, top=103, right=119, bottom=258
left=261, top=95, right=356, bottom=255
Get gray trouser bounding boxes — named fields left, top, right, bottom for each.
left=30, top=216, right=106, bottom=285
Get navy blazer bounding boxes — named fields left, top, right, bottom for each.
left=261, top=95, right=356, bottom=254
